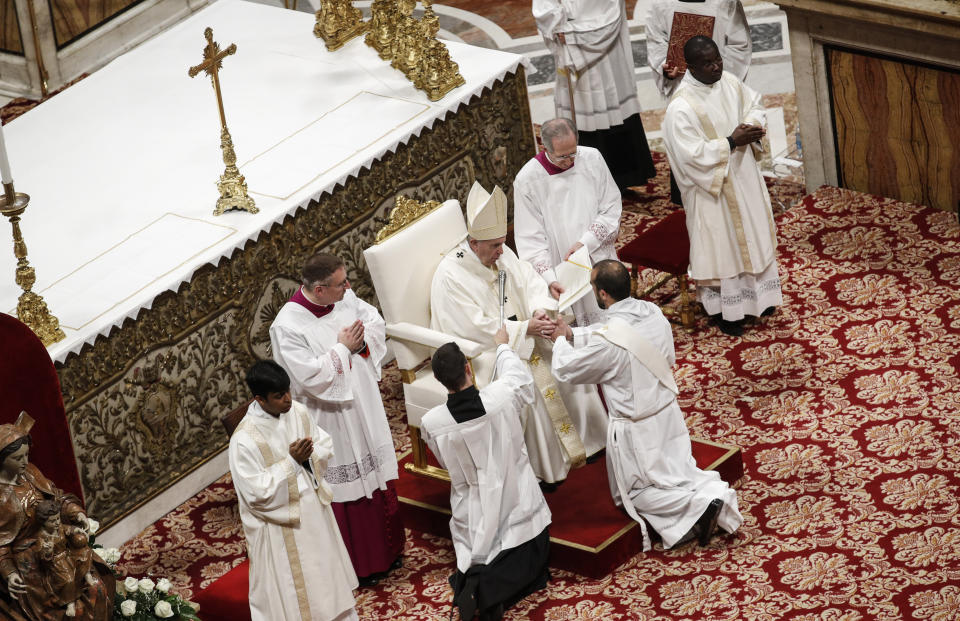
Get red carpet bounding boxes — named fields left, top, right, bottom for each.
left=117, top=182, right=960, bottom=619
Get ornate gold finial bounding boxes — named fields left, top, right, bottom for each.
left=189, top=27, right=258, bottom=217
left=374, top=194, right=442, bottom=244
left=314, top=0, right=368, bottom=52
left=0, top=184, right=65, bottom=346
left=365, top=0, right=398, bottom=60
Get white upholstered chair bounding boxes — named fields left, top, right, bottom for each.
left=364, top=197, right=488, bottom=481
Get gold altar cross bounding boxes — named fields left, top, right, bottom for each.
left=188, top=27, right=257, bottom=216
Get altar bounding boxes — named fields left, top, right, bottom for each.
left=0, top=0, right=535, bottom=539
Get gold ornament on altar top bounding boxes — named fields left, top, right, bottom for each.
left=188, top=27, right=258, bottom=217
left=314, top=0, right=368, bottom=52
left=0, top=183, right=65, bottom=346
left=374, top=194, right=442, bottom=244
left=364, top=0, right=464, bottom=102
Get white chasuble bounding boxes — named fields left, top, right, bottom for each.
left=533, top=0, right=641, bottom=131
left=229, top=401, right=358, bottom=621
left=663, top=71, right=778, bottom=283
left=645, top=0, right=751, bottom=98
left=431, top=240, right=608, bottom=481
left=421, top=346, right=552, bottom=572
left=514, top=146, right=622, bottom=327
left=270, top=290, right=398, bottom=503
left=551, top=297, right=743, bottom=549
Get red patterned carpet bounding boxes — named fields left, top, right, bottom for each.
left=117, top=176, right=960, bottom=619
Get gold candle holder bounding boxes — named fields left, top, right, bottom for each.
left=0, top=182, right=65, bottom=346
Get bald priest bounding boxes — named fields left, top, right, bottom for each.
left=430, top=182, right=607, bottom=488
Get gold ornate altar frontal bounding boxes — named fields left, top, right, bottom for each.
left=56, top=69, right=535, bottom=529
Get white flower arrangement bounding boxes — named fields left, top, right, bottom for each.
left=114, top=576, right=199, bottom=621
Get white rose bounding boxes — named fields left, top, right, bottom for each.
left=85, top=517, right=100, bottom=535
left=138, top=577, right=155, bottom=593
left=123, top=577, right=139, bottom=593
left=156, top=578, right=172, bottom=593
left=154, top=600, right=174, bottom=618
left=101, top=547, right=121, bottom=564
left=120, top=600, right=137, bottom=617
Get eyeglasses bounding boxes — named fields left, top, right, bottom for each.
left=549, top=151, right=576, bottom=161
left=320, top=277, right=349, bottom=290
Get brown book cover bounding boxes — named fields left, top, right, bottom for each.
left=667, top=12, right=716, bottom=73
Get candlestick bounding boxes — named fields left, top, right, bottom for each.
left=0, top=181, right=65, bottom=346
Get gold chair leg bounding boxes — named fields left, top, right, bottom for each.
left=404, top=425, right=451, bottom=482
left=679, top=274, right=694, bottom=331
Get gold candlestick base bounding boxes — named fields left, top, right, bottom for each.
left=0, top=187, right=66, bottom=347
left=214, top=127, right=258, bottom=217
left=314, top=0, right=368, bottom=52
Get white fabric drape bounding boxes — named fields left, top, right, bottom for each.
left=645, top=0, right=751, bottom=98
left=230, top=400, right=358, bottom=620
left=422, top=345, right=552, bottom=572
left=270, top=290, right=398, bottom=502
left=533, top=0, right=642, bottom=131
left=430, top=240, right=608, bottom=481
left=514, top=146, right=622, bottom=327
left=551, top=297, right=743, bottom=549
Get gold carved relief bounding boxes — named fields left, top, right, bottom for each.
left=56, top=70, right=535, bottom=527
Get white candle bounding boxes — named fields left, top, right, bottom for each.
left=0, top=121, right=13, bottom=184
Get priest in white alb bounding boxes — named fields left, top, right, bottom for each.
left=514, top=117, right=622, bottom=328
left=270, top=253, right=403, bottom=581
left=646, top=0, right=751, bottom=99
left=422, top=330, right=551, bottom=621
left=662, top=36, right=781, bottom=337
left=533, top=0, right=655, bottom=189
left=230, top=360, right=358, bottom=621
left=430, top=182, right=607, bottom=487
left=551, top=260, right=743, bottom=549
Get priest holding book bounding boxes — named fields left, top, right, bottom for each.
left=514, top=117, right=622, bottom=329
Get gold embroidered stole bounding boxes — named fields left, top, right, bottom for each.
left=237, top=411, right=313, bottom=620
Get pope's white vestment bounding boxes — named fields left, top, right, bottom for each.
left=270, top=289, right=398, bottom=502
left=230, top=400, right=358, bottom=621
left=431, top=240, right=608, bottom=481
left=663, top=71, right=781, bottom=319
left=552, top=297, right=742, bottom=549
left=514, top=146, right=622, bottom=327
left=421, top=345, right=552, bottom=572
left=646, top=0, right=751, bottom=98
left=533, top=0, right=641, bottom=131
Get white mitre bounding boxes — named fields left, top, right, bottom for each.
left=466, top=181, right=507, bottom=240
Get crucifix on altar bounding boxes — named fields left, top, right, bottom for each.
left=189, top=27, right=258, bottom=217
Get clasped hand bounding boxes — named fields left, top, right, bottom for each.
left=527, top=310, right=557, bottom=339
left=289, top=437, right=313, bottom=462
left=730, top=123, right=765, bottom=147
left=337, top=320, right=365, bottom=353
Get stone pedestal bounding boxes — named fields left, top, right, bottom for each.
left=773, top=0, right=960, bottom=211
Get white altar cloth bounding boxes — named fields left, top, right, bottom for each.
left=0, top=0, right=524, bottom=363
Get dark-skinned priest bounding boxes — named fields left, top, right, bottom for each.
left=550, top=260, right=743, bottom=549
left=270, top=253, right=403, bottom=584
left=422, top=327, right=551, bottom=621
left=663, top=35, right=781, bottom=337
left=430, top=181, right=607, bottom=490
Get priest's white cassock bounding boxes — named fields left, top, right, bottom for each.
left=430, top=183, right=608, bottom=483
left=514, top=145, right=622, bottom=327
left=663, top=71, right=782, bottom=320
left=230, top=400, right=359, bottom=621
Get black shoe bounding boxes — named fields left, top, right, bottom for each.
left=761, top=306, right=776, bottom=317
left=710, top=315, right=744, bottom=337
left=539, top=480, right=559, bottom=494
left=694, top=498, right=724, bottom=547
left=586, top=449, right=605, bottom=464
left=357, top=574, right=380, bottom=588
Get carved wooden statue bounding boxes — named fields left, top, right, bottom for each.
left=0, top=412, right=114, bottom=621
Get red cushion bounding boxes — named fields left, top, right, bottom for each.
left=194, top=560, right=252, bottom=621
left=617, top=211, right=690, bottom=274
left=0, top=313, right=84, bottom=502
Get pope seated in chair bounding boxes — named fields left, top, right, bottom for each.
left=429, top=181, right=608, bottom=489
